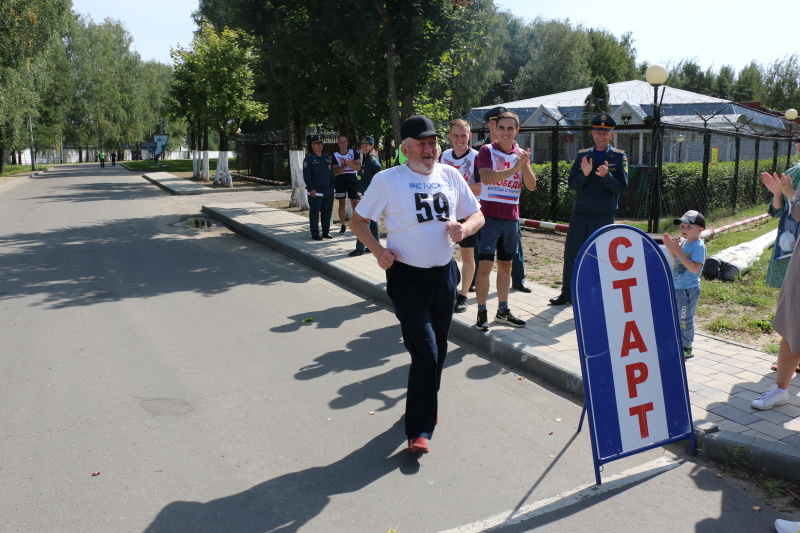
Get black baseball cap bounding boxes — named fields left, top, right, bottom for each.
left=673, top=210, right=706, bottom=228
left=400, top=115, right=440, bottom=141
left=484, top=106, right=508, bottom=122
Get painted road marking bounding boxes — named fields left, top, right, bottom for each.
left=438, top=457, right=682, bottom=533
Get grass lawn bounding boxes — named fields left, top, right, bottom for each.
left=0, top=164, right=53, bottom=177
left=693, top=205, right=782, bottom=353
left=124, top=159, right=230, bottom=173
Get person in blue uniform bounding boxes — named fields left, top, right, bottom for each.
left=350, top=136, right=382, bottom=257
left=303, top=134, right=335, bottom=241
left=549, top=113, right=629, bottom=305
left=472, top=106, right=532, bottom=293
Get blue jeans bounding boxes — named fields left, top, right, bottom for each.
left=675, top=286, right=700, bottom=350
left=355, top=220, right=379, bottom=251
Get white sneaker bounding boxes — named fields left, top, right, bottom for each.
left=751, top=385, right=789, bottom=410
left=775, top=519, right=800, bottom=533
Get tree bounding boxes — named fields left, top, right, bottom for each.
left=0, top=0, right=71, bottom=172
left=762, top=54, right=800, bottom=112
left=587, top=29, right=637, bottom=84
left=667, top=58, right=713, bottom=95
left=512, top=18, right=592, bottom=100
left=731, top=61, right=763, bottom=103
left=480, top=11, right=535, bottom=106
left=60, top=16, right=178, bottom=163
left=582, top=76, right=609, bottom=146
left=711, top=64, right=736, bottom=100
left=172, top=22, right=267, bottom=186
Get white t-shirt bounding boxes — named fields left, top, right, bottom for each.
left=440, top=148, right=479, bottom=186
left=356, top=163, right=481, bottom=268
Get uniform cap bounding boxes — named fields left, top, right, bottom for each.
left=308, top=134, right=324, bottom=143
left=484, top=106, right=508, bottom=122
left=591, top=114, right=616, bottom=130
left=360, top=136, right=375, bottom=145
left=673, top=210, right=706, bottom=228
left=400, top=116, right=440, bottom=141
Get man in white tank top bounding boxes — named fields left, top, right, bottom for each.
left=332, top=135, right=361, bottom=234
left=440, top=119, right=480, bottom=313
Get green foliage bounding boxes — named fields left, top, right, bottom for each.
left=0, top=0, right=71, bottom=171
left=518, top=161, right=575, bottom=222
left=0, top=163, right=52, bottom=177
left=172, top=22, right=267, bottom=152
left=0, top=0, right=70, bottom=70
left=586, top=30, right=637, bottom=84
left=513, top=18, right=592, bottom=100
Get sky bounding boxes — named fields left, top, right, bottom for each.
left=71, top=0, right=798, bottom=73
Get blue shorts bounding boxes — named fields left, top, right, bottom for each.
left=477, top=217, right=518, bottom=261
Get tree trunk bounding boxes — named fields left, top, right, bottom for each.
left=202, top=124, right=210, bottom=181
left=289, top=150, right=309, bottom=211
left=0, top=146, right=5, bottom=173
left=373, top=0, right=402, bottom=149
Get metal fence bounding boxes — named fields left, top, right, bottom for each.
left=233, top=132, right=292, bottom=183
left=234, top=124, right=797, bottom=233
left=474, top=123, right=798, bottom=233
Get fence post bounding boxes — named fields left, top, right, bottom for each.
left=701, top=130, right=710, bottom=214
left=732, top=134, right=740, bottom=211
left=752, top=138, right=761, bottom=204
left=549, top=126, right=560, bottom=220
left=772, top=140, right=779, bottom=173
left=647, top=124, right=663, bottom=233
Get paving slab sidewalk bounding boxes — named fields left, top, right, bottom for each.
left=145, top=172, right=800, bottom=481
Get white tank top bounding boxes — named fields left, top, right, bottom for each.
left=479, top=145, right=523, bottom=205
left=440, top=148, right=478, bottom=186
left=332, top=149, right=358, bottom=175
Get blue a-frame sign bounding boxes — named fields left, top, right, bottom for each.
left=573, top=225, right=696, bottom=484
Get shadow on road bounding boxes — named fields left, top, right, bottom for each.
left=142, top=417, right=418, bottom=533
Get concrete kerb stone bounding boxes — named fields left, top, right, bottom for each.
left=142, top=171, right=288, bottom=195
left=198, top=202, right=800, bottom=483
left=698, top=430, right=800, bottom=482
left=143, top=172, right=209, bottom=195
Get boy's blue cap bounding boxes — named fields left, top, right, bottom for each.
left=674, top=210, right=705, bottom=228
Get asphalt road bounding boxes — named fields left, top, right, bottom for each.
left=1, top=164, right=796, bottom=532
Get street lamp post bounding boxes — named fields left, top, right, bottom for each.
left=676, top=133, right=685, bottom=162
left=786, top=108, right=798, bottom=168
left=645, top=64, right=668, bottom=233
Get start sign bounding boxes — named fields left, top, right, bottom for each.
left=573, top=225, right=695, bottom=484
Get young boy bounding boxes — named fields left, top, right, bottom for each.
left=663, top=210, right=707, bottom=359
left=440, top=119, right=480, bottom=312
